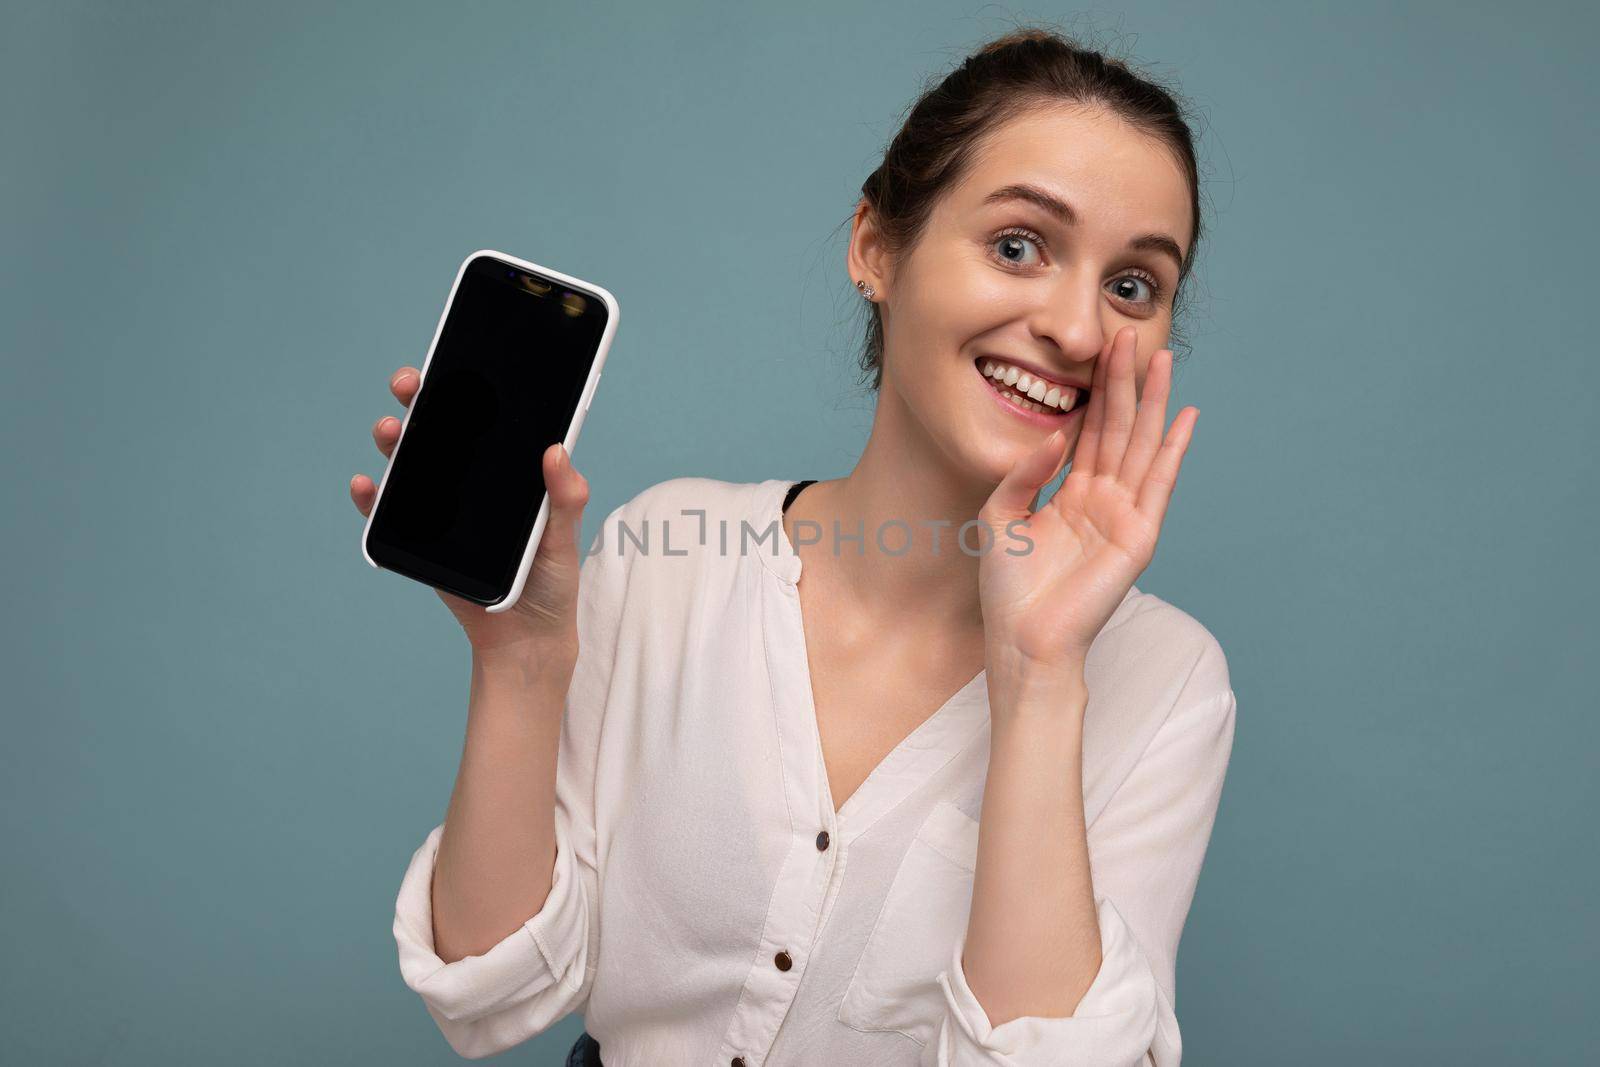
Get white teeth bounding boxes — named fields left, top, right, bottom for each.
left=1006, top=392, right=1047, bottom=414
left=1000, top=384, right=1051, bottom=414
left=979, top=358, right=1085, bottom=414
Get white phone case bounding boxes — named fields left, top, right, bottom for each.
left=361, top=248, right=620, bottom=613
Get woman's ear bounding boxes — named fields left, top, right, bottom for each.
left=846, top=199, right=890, bottom=299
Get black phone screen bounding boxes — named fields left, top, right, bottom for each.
left=365, top=255, right=609, bottom=604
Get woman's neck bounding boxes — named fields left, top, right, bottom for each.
left=786, top=394, right=1000, bottom=637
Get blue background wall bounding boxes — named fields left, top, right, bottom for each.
left=3, top=1, right=1595, bottom=1063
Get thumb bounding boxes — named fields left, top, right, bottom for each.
left=537, top=442, right=590, bottom=563
left=983, top=430, right=1066, bottom=522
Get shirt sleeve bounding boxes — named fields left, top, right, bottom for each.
left=391, top=506, right=630, bottom=1059
left=923, top=676, right=1238, bottom=1067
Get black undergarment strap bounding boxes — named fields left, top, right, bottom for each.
left=782, top=479, right=817, bottom=514
left=566, top=1031, right=603, bottom=1066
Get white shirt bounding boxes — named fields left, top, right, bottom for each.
left=394, top=476, right=1236, bottom=1065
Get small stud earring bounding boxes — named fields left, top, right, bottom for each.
left=856, top=279, right=877, bottom=300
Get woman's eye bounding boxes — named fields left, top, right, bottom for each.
left=990, top=230, right=1044, bottom=268
left=988, top=233, right=1164, bottom=308
left=1109, top=274, right=1160, bottom=305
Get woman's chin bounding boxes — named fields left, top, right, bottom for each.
left=974, top=429, right=1080, bottom=486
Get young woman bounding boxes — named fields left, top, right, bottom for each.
left=353, top=28, right=1235, bottom=1067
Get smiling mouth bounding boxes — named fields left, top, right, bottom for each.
left=974, top=357, right=1091, bottom=416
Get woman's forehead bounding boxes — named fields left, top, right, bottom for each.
left=947, top=106, right=1192, bottom=248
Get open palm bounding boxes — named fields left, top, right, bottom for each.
left=979, top=327, right=1199, bottom=675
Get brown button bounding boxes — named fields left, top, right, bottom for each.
left=732, top=1059, right=747, bottom=1067
left=774, top=950, right=793, bottom=971
left=815, top=830, right=830, bottom=851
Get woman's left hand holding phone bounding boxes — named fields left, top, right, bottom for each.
left=350, top=365, right=593, bottom=668
left=352, top=363, right=597, bottom=965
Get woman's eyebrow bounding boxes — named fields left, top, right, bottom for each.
left=981, top=182, right=1186, bottom=270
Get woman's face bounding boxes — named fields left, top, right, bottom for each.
left=852, top=103, right=1194, bottom=484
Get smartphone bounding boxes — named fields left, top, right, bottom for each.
left=361, top=249, right=618, bottom=612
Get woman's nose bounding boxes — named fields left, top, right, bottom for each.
left=1026, top=284, right=1108, bottom=365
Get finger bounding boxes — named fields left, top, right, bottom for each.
left=1097, top=327, right=1138, bottom=479
left=535, top=442, right=591, bottom=564
left=390, top=367, right=420, bottom=407
left=1119, top=347, right=1172, bottom=487
left=372, top=414, right=402, bottom=457
left=983, top=428, right=1067, bottom=522
left=1135, top=406, right=1199, bottom=528
left=350, top=473, right=376, bottom=516
left=1069, top=335, right=1115, bottom=478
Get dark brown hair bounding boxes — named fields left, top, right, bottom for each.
left=851, top=26, right=1206, bottom=391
